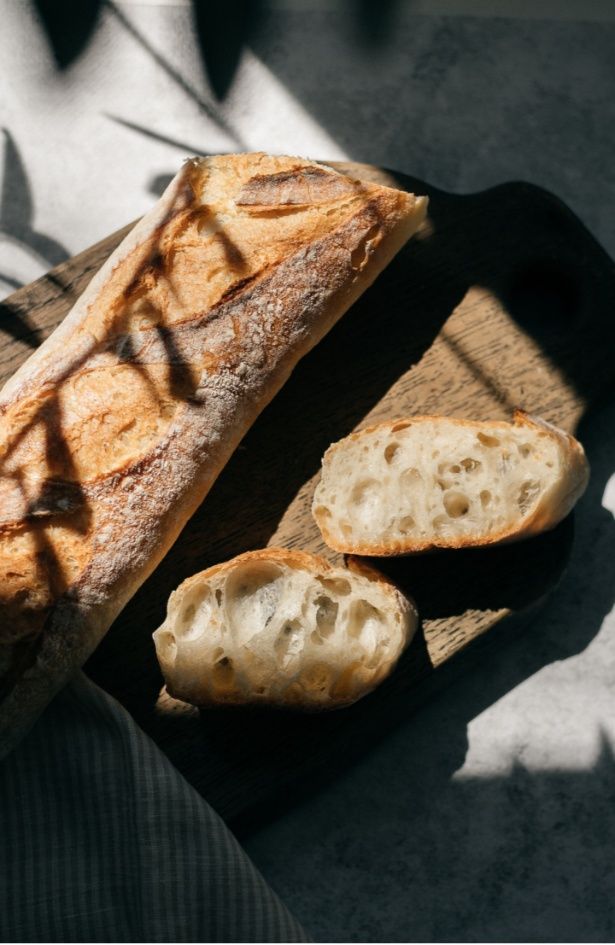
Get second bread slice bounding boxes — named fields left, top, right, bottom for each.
left=154, top=549, right=417, bottom=710
left=312, top=410, right=589, bottom=554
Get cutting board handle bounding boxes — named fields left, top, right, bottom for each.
left=385, top=172, right=615, bottom=430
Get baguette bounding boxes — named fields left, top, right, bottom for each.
left=154, top=548, right=417, bottom=709
left=0, top=153, right=427, bottom=754
left=312, top=410, right=589, bottom=554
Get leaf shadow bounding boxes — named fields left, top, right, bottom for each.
left=0, top=128, right=70, bottom=303
left=104, top=1, right=246, bottom=148
left=31, top=0, right=103, bottom=70
left=0, top=299, right=42, bottom=350
left=191, top=0, right=267, bottom=100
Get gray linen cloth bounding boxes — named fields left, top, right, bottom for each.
left=0, top=673, right=310, bottom=943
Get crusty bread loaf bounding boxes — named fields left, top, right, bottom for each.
left=0, top=153, right=427, bottom=755
left=153, top=548, right=417, bottom=709
left=312, top=410, right=589, bottom=554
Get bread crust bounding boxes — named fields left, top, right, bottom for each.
left=0, top=153, right=427, bottom=754
left=154, top=547, right=416, bottom=710
left=313, top=409, right=589, bottom=555
left=178, top=546, right=403, bottom=594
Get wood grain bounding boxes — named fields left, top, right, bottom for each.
left=1, top=164, right=614, bottom=830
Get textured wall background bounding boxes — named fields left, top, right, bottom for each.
left=1, top=2, right=614, bottom=940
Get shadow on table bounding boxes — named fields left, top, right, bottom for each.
left=248, top=733, right=615, bottom=942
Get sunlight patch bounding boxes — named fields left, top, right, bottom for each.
left=224, top=51, right=350, bottom=161
left=602, top=472, right=615, bottom=517
left=454, top=719, right=615, bottom=780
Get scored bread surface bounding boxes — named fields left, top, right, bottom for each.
left=0, top=153, right=427, bottom=754
left=312, top=410, right=589, bottom=554
left=154, top=548, right=417, bottom=709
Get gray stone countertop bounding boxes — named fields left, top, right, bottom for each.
left=1, top=2, right=614, bottom=940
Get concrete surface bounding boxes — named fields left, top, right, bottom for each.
left=1, top=2, right=614, bottom=940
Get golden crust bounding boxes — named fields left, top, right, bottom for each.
left=179, top=546, right=404, bottom=594
left=0, top=153, right=427, bottom=754
left=314, top=410, right=590, bottom=555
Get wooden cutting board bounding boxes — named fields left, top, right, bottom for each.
left=2, top=163, right=614, bottom=832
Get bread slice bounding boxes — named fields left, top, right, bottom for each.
left=153, top=549, right=417, bottom=709
left=0, top=153, right=427, bottom=755
left=312, top=410, right=589, bottom=555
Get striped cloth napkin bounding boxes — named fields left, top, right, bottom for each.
left=0, top=673, right=310, bottom=943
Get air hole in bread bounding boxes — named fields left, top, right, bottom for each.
left=480, top=489, right=492, bottom=508
left=275, top=620, right=305, bottom=669
left=437, top=477, right=452, bottom=491
left=315, top=595, right=338, bottom=637
left=351, top=479, right=380, bottom=506
left=518, top=479, right=542, bottom=513
left=477, top=432, right=500, bottom=448
left=350, top=479, right=382, bottom=527
left=432, top=514, right=448, bottom=531
left=175, top=590, right=211, bottom=640
left=443, top=491, right=470, bottom=518
left=212, top=655, right=234, bottom=689
left=401, top=467, right=421, bottom=487
left=398, top=515, right=415, bottom=533
left=391, top=420, right=411, bottom=433
left=340, top=521, right=353, bottom=538
left=158, top=630, right=177, bottom=663
left=225, top=563, right=283, bottom=642
left=347, top=599, right=384, bottom=644
left=182, top=603, right=196, bottom=625
left=314, top=505, right=331, bottom=519
left=384, top=442, right=401, bottom=464
left=321, top=577, right=351, bottom=596
left=519, top=443, right=532, bottom=458
left=461, top=457, right=482, bottom=472
left=450, top=464, right=461, bottom=474
left=215, top=588, right=223, bottom=606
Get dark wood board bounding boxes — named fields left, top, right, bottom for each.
left=1, top=163, right=614, bottom=832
